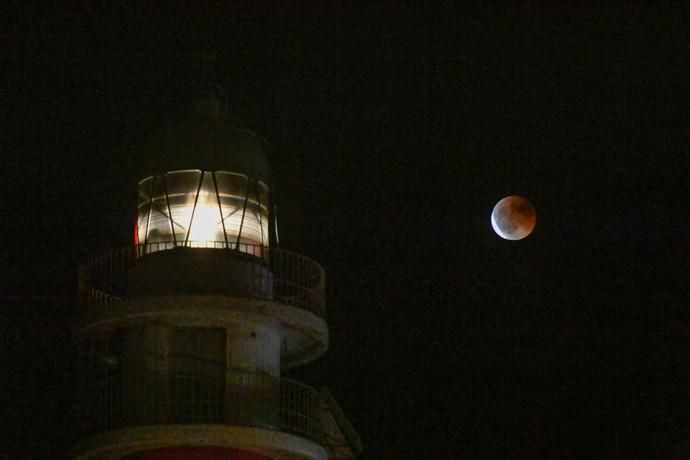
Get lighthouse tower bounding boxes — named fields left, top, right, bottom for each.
left=73, top=86, right=360, bottom=459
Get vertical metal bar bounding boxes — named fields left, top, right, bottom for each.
left=185, top=171, right=205, bottom=246
left=161, top=173, right=177, bottom=247
left=143, top=176, right=155, bottom=253
left=235, top=175, right=251, bottom=251
left=212, top=171, right=229, bottom=249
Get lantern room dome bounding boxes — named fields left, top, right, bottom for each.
left=133, top=90, right=271, bottom=184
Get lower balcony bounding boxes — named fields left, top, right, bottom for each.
left=76, top=368, right=323, bottom=445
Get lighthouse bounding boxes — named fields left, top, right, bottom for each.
left=73, top=85, right=360, bottom=459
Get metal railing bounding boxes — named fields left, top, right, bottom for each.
left=137, top=240, right=267, bottom=257
left=78, top=367, right=322, bottom=443
left=79, top=242, right=325, bottom=318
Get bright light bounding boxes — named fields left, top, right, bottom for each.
left=187, top=201, right=221, bottom=246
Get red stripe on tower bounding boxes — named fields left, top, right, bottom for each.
left=122, top=446, right=271, bottom=460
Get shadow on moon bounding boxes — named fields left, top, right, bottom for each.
left=491, top=196, right=536, bottom=241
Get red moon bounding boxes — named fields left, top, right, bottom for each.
left=491, top=196, right=536, bottom=240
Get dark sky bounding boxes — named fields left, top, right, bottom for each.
left=3, top=2, right=690, bottom=459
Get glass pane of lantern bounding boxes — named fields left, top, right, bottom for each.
left=146, top=175, right=175, bottom=251
left=239, top=182, right=265, bottom=251
left=215, top=171, right=247, bottom=249
left=186, top=172, right=224, bottom=248
left=246, top=180, right=269, bottom=252
left=215, top=172, right=270, bottom=255
left=165, top=170, right=202, bottom=245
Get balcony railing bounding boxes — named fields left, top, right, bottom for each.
left=77, top=367, right=323, bottom=443
left=79, top=242, right=325, bottom=319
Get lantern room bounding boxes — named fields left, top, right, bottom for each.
left=136, top=169, right=269, bottom=256
left=131, top=85, right=273, bottom=258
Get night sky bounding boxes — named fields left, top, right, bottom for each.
left=3, top=3, right=690, bottom=459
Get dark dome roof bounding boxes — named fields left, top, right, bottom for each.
left=134, top=94, right=271, bottom=183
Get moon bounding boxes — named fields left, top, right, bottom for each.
left=491, top=195, right=536, bottom=240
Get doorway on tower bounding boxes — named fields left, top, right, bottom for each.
left=169, top=327, right=226, bottom=423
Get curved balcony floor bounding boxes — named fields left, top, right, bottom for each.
left=76, top=295, right=328, bottom=369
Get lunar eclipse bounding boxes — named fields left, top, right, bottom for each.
left=491, top=196, right=536, bottom=240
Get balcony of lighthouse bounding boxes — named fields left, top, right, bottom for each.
left=75, top=340, right=323, bottom=445
left=77, top=241, right=327, bottom=369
